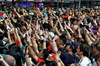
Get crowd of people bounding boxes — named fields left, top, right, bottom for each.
left=0, top=5, right=100, bottom=66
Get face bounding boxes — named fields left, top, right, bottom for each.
left=66, top=45, right=72, bottom=51
left=21, top=26, right=26, bottom=33
left=92, top=46, right=97, bottom=55
left=59, top=17, right=62, bottom=22
left=76, top=46, right=81, bottom=55
left=56, top=38, right=61, bottom=45
left=73, top=20, right=77, bottom=25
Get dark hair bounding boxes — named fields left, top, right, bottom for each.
left=65, top=43, right=77, bottom=54
left=19, top=11, right=23, bottom=15
left=70, top=18, right=77, bottom=24
left=94, top=43, right=100, bottom=52
left=24, top=16, right=31, bottom=21
left=38, top=62, right=45, bottom=66
left=45, top=61, right=57, bottom=66
left=42, top=49, right=49, bottom=60
left=59, top=35, right=67, bottom=44
left=0, top=32, right=4, bottom=40
left=65, top=43, right=73, bottom=49
left=80, top=44, right=90, bottom=56
left=38, top=61, right=57, bottom=66
left=95, top=53, right=100, bottom=61
left=0, top=24, right=6, bottom=31
left=76, top=38, right=84, bottom=44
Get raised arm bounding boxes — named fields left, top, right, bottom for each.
left=11, top=17, right=17, bottom=23
left=57, top=18, right=64, bottom=32
left=49, top=35, right=58, bottom=53
left=55, top=52, right=65, bottom=66
left=15, top=28, right=22, bottom=48
left=7, top=19, right=14, bottom=29
left=8, top=30, right=12, bottom=45
left=25, top=47, right=32, bottom=66
left=34, top=30, right=41, bottom=40
left=31, top=37, right=39, bottom=55
left=18, top=28, right=25, bottom=38
left=28, top=44, right=38, bottom=63
left=55, top=27, right=62, bottom=36
left=14, top=9, right=21, bottom=18
left=84, top=28, right=93, bottom=46
left=65, top=28, right=71, bottom=40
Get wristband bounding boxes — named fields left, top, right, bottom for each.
left=52, top=40, right=55, bottom=42
left=25, top=55, right=29, bottom=58
left=44, top=40, right=46, bottom=42
left=28, top=33, right=30, bottom=36
left=32, top=39, right=36, bottom=41
left=57, top=60, right=60, bottom=62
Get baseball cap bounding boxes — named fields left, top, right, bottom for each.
left=73, top=42, right=79, bottom=49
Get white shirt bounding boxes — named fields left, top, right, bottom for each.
left=79, top=57, right=92, bottom=66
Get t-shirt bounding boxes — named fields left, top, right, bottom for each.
left=92, top=58, right=97, bottom=66
left=1, top=54, right=6, bottom=57
left=21, top=45, right=25, bottom=63
left=79, top=57, right=92, bottom=66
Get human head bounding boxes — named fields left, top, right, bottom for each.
left=21, top=26, right=26, bottom=33
left=65, top=43, right=72, bottom=52
left=93, top=43, right=100, bottom=56
left=3, top=55, right=16, bottom=66
left=76, top=43, right=90, bottom=57
left=65, top=42, right=79, bottom=54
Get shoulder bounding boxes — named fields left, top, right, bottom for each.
left=80, top=57, right=92, bottom=66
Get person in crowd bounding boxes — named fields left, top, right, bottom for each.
left=0, top=5, right=100, bottom=66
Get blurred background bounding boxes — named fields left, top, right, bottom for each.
left=0, top=0, right=100, bottom=10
